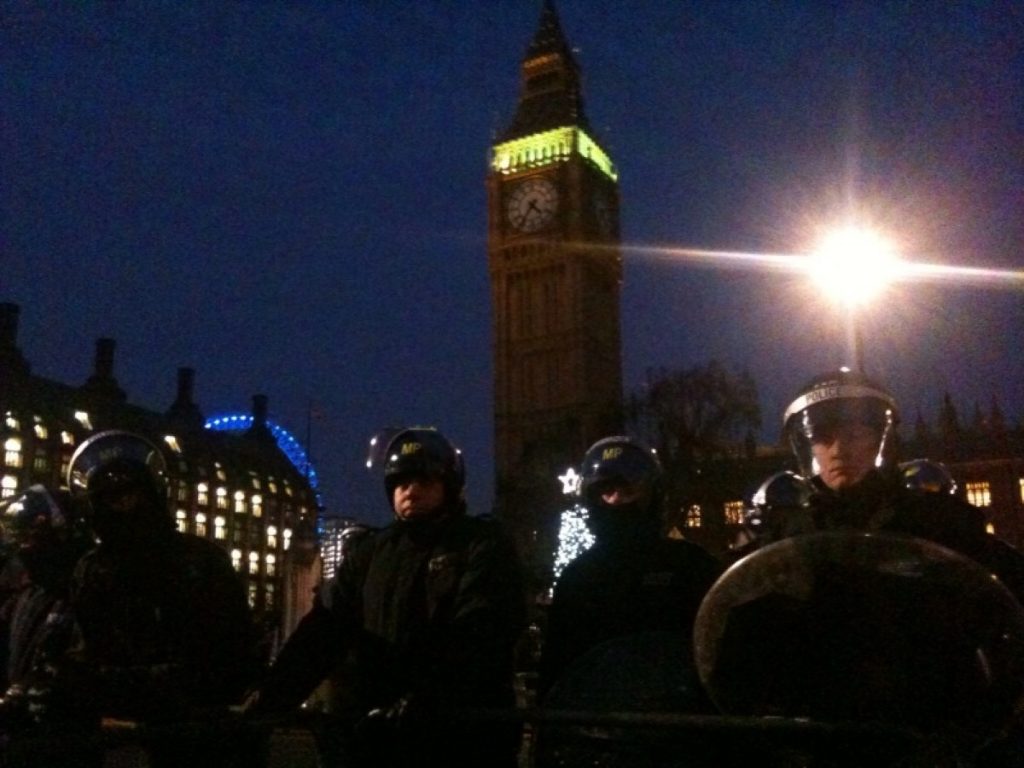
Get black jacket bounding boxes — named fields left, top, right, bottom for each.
left=68, top=531, right=256, bottom=722
left=257, top=510, right=526, bottom=767
left=773, top=469, right=1024, bottom=603
left=540, top=533, right=721, bottom=702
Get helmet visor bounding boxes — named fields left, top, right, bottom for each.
left=793, top=399, right=892, bottom=443
left=0, top=486, right=65, bottom=548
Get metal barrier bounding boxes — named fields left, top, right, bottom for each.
left=0, top=706, right=947, bottom=768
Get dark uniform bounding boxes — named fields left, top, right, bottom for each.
left=68, top=532, right=254, bottom=722
left=697, top=371, right=1024, bottom=765
left=772, top=370, right=1024, bottom=602
left=0, top=487, right=93, bottom=768
left=541, top=536, right=721, bottom=699
left=539, top=436, right=721, bottom=703
left=252, top=428, right=526, bottom=768
left=63, top=431, right=256, bottom=768
left=536, top=437, right=721, bottom=768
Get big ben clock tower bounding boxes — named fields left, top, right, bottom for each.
left=487, top=1, right=623, bottom=575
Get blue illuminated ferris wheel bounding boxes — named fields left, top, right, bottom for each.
left=204, top=414, right=320, bottom=501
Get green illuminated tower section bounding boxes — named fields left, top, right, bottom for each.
left=487, top=1, right=623, bottom=569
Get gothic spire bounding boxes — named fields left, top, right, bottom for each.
left=499, top=0, right=591, bottom=141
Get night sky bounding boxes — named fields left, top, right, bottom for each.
left=3, top=1, right=1022, bottom=527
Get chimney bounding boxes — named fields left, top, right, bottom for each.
left=94, top=338, right=115, bottom=379
left=167, top=366, right=203, bottom=428
left=0, top=303, right=19, bottom=350
left=82, top=337, right=126, bottom=402
left=247, top=394, right=273, bottom=442
left=252, top=394, right=269, bottom=427
left=0, top=302, right=30, bottom=377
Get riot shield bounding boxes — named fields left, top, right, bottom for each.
left=695, top=531, right=1024, bottom=762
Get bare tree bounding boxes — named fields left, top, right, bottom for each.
left=626, top=361, right=762, bottom=521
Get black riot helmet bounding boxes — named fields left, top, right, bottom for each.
left=899, top=459, right=958, bottom=496
left=338, top=523, right=375, bottom=561
left=783, top=369, right=899, bottom=480
left=744, top=471, right=813, bottom=537
left=0, top=485, right=70, bottom=548
left=578, top=436, right=664, bottom=547
left=579, top=436, right=664, bottom=515
left=0, top=485, right=88, bottom=581
left=379, top=427, right=465, bottom=508
left=67, top=430, right=170, bottom=547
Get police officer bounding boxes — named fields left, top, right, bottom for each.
left=780, top=369, right=1024, bottom=599
left=733, top=470, right=814, bottom=557
left=248, top=427, right=526, bottom=768
left=65, top=430, right=256, bottom=768
left=688, top=372, right=1024, bottom=762
left=538, top=436, right=721, bottom=701
left=0, top=486, right=94, bottom=767
left=0, top=487, right=89, bottom=702
left=898, top=458, right=958, bottom=495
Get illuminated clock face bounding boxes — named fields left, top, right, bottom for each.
left=506, top=177, right=559, bottom=233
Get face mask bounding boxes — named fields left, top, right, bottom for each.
left=587, top=501, right=659, bottom=548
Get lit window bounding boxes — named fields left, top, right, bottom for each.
left=250, top=475, right=261, bottom=490
left=215, top=463, right=227, bottom=481
left=1019, top=479, right=1024, bottom=505
left=1, top=475, right=18, bottom=499
left=214, top=516, right=226, bottom=540
left=986, top=522, right=997, bottom=535
left=33, top=421, right=48, bottom=440
left=284, top=483, right=293, bottom=497
left=175, top=510, right=188, bottom=534
left=195, top=513, right=208, bottom=537
left=216, top=487, right=228, bottom=509
left=60, top=431, right=74, bottom=446
left=724, top=500, right=744, bottom=526
left=265, top=553, right=277, bottom=577
left=4, top=414, right=19, bottom=431
left=4, top=438, right=23, bottom=468
left=247, top=582, right=257, bottom=608
left=283, top=528, right=293, bottom=551
left=267, top=525, right=278, bottom=549
left=234, top=490, right=246, bottom=514
left=33, top=453, right=48, bottom=472
left=685, top=505, right=702, bottom=528
left=252, top=494, right=262, bottom=518
left=74, top=411, right=92, bottom=430
left=197, top=483, right=209, bottom=506
left=268, top=480, right=277, bottom=494
left=248, top=551, right=259, bottom=575
left=966, top=482, right=992, bottom=508
left=264, top=583, right=275, bottom=610
left=163, top=435, right=182, bottom=453
left=230, top=549, right=242, bottom=571
left=176, top=483, right=188, bottom=502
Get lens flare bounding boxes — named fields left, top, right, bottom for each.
left=612, top=242, right=1023, bottom=291
left=809, top=227, right=900, bottom=308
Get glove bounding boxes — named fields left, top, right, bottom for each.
left=0, top=685, right=31, bottom=728
left=357, top=693, right=426, bottom=739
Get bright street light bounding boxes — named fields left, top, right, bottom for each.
left=809, top=226, right=902, bottom=371
left=809, top=226, right=900, bottom=307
